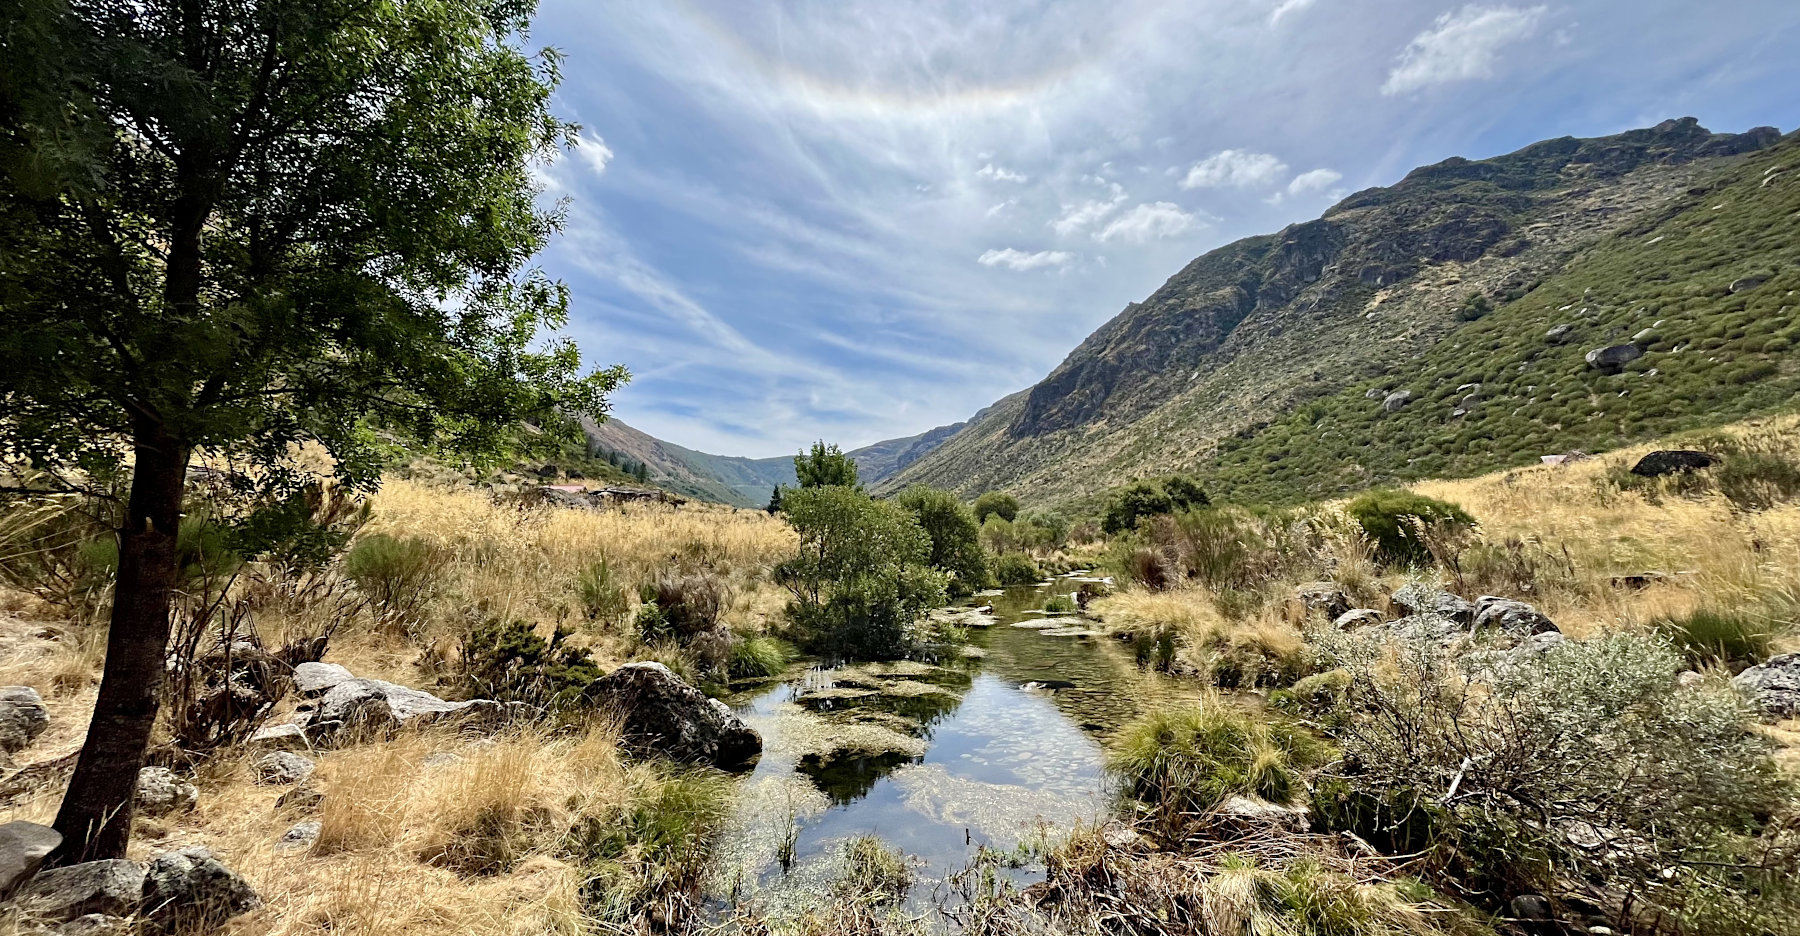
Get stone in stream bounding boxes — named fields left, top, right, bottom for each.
left=581, top=662, right=762, bottom=768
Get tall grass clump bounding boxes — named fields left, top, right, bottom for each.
left=728, top=635, right=793, bottom=680
left=343, top=532, right=439, bottom=626
left=1654, top=606, right=1773, bottom=665
left=575, top=557, right=629, bottom=625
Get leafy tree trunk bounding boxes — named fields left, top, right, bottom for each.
left=51, top=418, right=188, bottom=863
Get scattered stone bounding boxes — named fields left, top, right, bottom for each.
left=1584, top=344, right=1643, bottom=372
left=1363, top=387, right=1386, bottom=400
left=1472, top=597, right=1559, bottom=636
left=0, top=686, right=50, bottom=755
left=1610, top=572, right=1666, bottom=589
left=1629, top=450, right=1718, bottom=476
left=0, top=820, right=61, bottom=900
left=15, top=860, right=145, bottom=922
left=253, top=751, right=315, bottom=786
left=1038, top=627, right=1103, bottom=638
left=1545, top=323, right=1573, bottom=343
left=1729, top=275, right=1766, bottom=293
left=1100, top=821, right=1141, bottom=850
left=1295, top=583, right=1351, bottom=621
left=581, top=662, right=762, bottom=768
left=304, top=676, right=527, bottom=745
left=1390, top=584, right=1474, bottom=625
left=140, top=846, right=262, bottom=934
left=1733, top=652, right=1800, bottom=718
left=1676, top=670, right=1704, bottom=689
left=275, top=820, right=321, bottom=854
left=274, top=781, right=324, bottom=813
left=1332, top=608, right=1383, bottom=631
left=135, top=767, right=198, bottom=818
left=246, top=722, right=309, bottom=751
left=290, top=661, right=353, bottom=697
left=1386, top=613, right=1466, bottom=644
left=1381, top=390, right=1413, bottom=412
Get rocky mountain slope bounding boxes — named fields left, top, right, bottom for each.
left=875, top=118, right=1797, bottom=509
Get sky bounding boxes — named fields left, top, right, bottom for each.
left=527, top=0, right=1800, bottom=458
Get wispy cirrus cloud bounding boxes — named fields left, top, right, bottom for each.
left=976, top=163, right=1030, bottom=183
left=978, top=247, right=1076, bottom=270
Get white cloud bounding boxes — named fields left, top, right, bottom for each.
left=976, top=163, right=1029, bottom=183
left=1050, top=189, right=1127, bottom=236
left=1269, top=0, right=1317, bottom=26
left=978, top=248, right=1076, bottom=271
left=1382, top=5, right=1548, bottom=96
left=1287, top=168, right=1344, bottom=195
left=1095, top=202, right=1203, bottom=243
left=575, top=131, right=615, bottom=174
left=1179, top=149, right=1289, bottom=189
left=985, top=199, right=1017, bottom=218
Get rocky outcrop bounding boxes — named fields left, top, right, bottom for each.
left=1629, top=450, right=1719, bottom=476
left=1295, top=583, right=1351, bottom=620
left=140, top=846, right=262, bottom=934
left=0, top=821, right=60, bottom=900
left=134, top=767, right=198, bottom=818
left=1584, top=343, right=1643, bottom=372
left=1390, top=584, right=1475, bottom=625
left=288, top=662, right=529, bottom=745
left=14, top=859, right=145, bottom=922
left=1733, top=653, right=1800, bottom=717
left=0, top=686, right=50, bottom=755
left=581, top=662, right=762, bottom=768
left=1472, top=597, right=1560, bottom=636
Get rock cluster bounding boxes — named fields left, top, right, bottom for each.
left=1733, top=653, right=1800, bottom=718
left=1332, top=585, right=1561, bottom=649
left=4, top=828, right=260, bottom=933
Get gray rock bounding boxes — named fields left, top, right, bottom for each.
left=1364, top=387, right=1386, bottom=400
left=253, top=751, right=315, bottom=786
left=0, top=820, right=61, bottom=900
left=1472, top=596, right=1559, bottom=636
left=1584, top=344, right=1643, bottom=372
left=55, top=914, right=131, bottom=936
left=1733, top=652, right=1800, bottom=717
left=1676, top=670, right=1705, bottom=689
left=1729, top=275, right=1766, bottom=294
left=274, top=781, right=323, bottom=813
left=246, top=722, right=309, bottom=751
left=15, top=859, right=145, bottom=922
left=581, top=662, right=762, bottom=768
left=1332, top=608, right=1384, bottom=631
left=304, top=676, right=526, bottom=744
left=0, top=686, right=50, bottom=754
left=1390, top=584, right=1475, bottom=625
left=291, top=661, right=354, bottom=697
left=141, top=846, right=261, bottom=934
left=1629, top=450, right=1718, bottom=476
left=134, top=767, right=198, bottom=817
left=1386, top=613, right=1466, bottom=644
left=1381, top=390, right=1413, bottom=412
left=275, top=820, right=321, bottom=854
left=1545, top=323, right=1573, bottom=343
left=1294, top=582, right=1351, bottom=620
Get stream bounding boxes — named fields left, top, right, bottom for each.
left=707, top=576, right=1204, bottom=919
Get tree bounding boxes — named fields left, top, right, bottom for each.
left=1102, top=476, right=1209, bottom=535
left=0, top=0, right=621, bottom=862
left=896, top=486, right=988, bottom=594
left=972, top=491, right=1019, bottom=524
left=775, top=486, right=945, bottom=660
left=794, top=441, right=859, bottom=489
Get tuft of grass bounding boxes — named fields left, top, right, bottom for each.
left=1655, top=607, right=1773, bottom=664
left=728, top=635, right=794, bottom=680
left=1042, top=594, right=1074, bottom=614
left=838, top=835, right=913, bottom=905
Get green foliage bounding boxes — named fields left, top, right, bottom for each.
left=776, top=486, right=947, bottom=660
left=343, top=534, right=440, bottom=622
left=896, top=486, right=989, bottom=594
left=972, top=491, right=1020, bottom=524
left=575, top=558, right=630, bottom=625
left=1456, top=292, right=1493, bottom=321
left=1042, top=595, right=1074, bottom=614
left=1102, top=475, right=1209, bottom=535
left=794, top=441, right=860, bottom=490
left=1344, top=490, right=1475, bottom=566
left=455, top=618, right=602, bottom=708
left=572, top=770, right=733, bottom=926
left=1109, top=702, right=1326, bottom=840
left=1656, top=607, right=1772, bottom=665
left=727, top=636, right=794, bottom=680
left=992, top=552, right=1043, bottom=586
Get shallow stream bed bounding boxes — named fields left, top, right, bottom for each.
left=707, top=578, right=1204, bottom=919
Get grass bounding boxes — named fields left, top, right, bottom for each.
left=1655, top=607, right=1774, bottom=665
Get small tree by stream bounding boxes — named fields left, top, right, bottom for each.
left=776, top=486, right=946, bottom=659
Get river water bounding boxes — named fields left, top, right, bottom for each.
left=707, top=577, right=1203, bottom=918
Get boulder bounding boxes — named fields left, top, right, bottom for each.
left=14, top=859, right=145, bottom=922
left=1386, top=613, right=1466, bottom=644
left=140, top=846, right=261, bottom=934
left=275, top=820, right=321, bottom=854
left=0, top=820, right=61, bottom=900
left=135, top=766, right=198, bottom=817
left=1381, top=390, right=1413, bottom=412
left=1472, top=597, right=1559, bottom=636
left=581, top=662, right=762, bottom=768
left=304, top=676, right=526, bottom=744
left=1584, top=344, right=1643, bottom=372
left=246, top=722, right=309, bottom=751
left=291, top=661, right=354, bottom=697
left=1294, top=583, right=1351, bottom=620
left=1729, top=275, right=1766, bottom=294
left=1332, top=608, right=1384, bottom=631
left=1733, top=653, right=1800, bottom=717
left=1544, top=323, right=1573, bottom=343
left=0, top=686, right=50, bottom=754
left=1390, top=584, right=1474, bottom=625
left=253, top=751, right=315, bottom=786
left=1629, top=450, right=1719, bottom=477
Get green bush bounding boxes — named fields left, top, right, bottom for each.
left=1344, top=490, right=1475, bottom=566
left=1656, top=607, right=1772, bottom=665
left=575, top=558, right=629, bottom=624
left=1101, top=475, right=1209, bottom=534
left=897, top=486, right=989, bottom=594
left=455, top=618, right=602, bottom=708
left=1042, top=594, right=1074, bottom=614
left=343, top=533, right=439, bottom=621
left=972, top=491, right=1020, bottom=524
left=776, top=486, right=947, bottom=660
left=992, top=552, right=1042, bottom=586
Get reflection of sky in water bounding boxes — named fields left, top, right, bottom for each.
left=708, top=583, right=1203, bottom=916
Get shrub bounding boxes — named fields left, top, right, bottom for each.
left=455, top=618, right=603, bottom=708
left=1109, top=700, right=1326, bottom=841
left=1314, top=632, right=1796, bottom=924
left=1343, top=490, right=1475, bottom=567
left=776, top=486, right=947, bottom=660
left=897, top=486, right=989, bottom=593
left=1102, top=476, right=1209, bottom=535
left=992, top=552, right=1042, bottom=586
left=1042, top=594, right=1074, bottom=614
left=647, top=571, right=728, bottom=638
left=972, top=491, right=1020, bottom=524
left=343, top=533, right=439, bottom=622
left=1656, top=607, right=1772, bottom=665
left=575, top=558, right=629, bottom=624
left=728, top=636, right=793, bottom=680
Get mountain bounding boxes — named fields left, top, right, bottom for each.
left=582, top=415, right=972, bottom=508
left=875, top=118, right=1798, bottom=509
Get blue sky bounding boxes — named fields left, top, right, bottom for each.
left=527, top=0, right=1800, bottom=458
